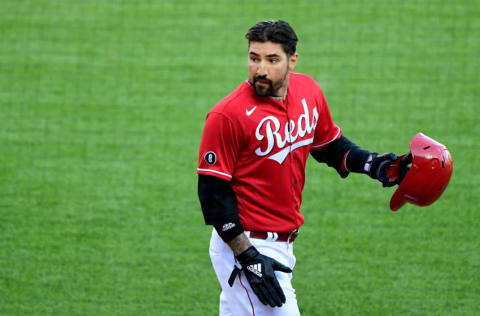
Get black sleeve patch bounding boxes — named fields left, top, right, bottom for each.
left=204, top=151, right=217, bottom=165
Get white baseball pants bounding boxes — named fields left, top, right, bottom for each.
left=209, top=229, right=301, bottom=316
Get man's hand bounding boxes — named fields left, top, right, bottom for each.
left=228, top=246, right=292, bottom=307
left=368, top=152, right=399, bottom=187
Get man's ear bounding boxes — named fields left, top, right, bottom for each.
left=288, top=53, right=299, bottom=71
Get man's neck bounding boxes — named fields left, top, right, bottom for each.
left=276, top=73, right=290, bottom=100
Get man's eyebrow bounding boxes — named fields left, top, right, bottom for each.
left=248, top=52, right=281, bottom=58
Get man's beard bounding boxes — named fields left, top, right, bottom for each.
left=252, top=71, right=288, bottom=97
left=252, top=76, right=276, bottom=97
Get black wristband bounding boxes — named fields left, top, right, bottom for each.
left=214, top=219, right=245, bottom=243
left=345, top=147, right=372, bottom=174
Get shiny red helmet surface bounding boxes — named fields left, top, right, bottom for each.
left=390, top=133, right=453, bottom=211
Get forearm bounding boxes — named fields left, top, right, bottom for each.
left=310, top=136, right=399, bottom=186
left=310, top=135, right=371, bottom=177
left=226, top=232, right=252, bottom=256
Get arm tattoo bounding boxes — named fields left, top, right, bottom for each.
left=227, top=233, right=252, bottom=256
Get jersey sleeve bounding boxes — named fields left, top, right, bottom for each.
left=310, top=87, right=342, bottom=150
left=197, top=112, right=240, bottom=181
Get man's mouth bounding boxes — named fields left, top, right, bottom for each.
left=255, top=78, right=271, bottom=85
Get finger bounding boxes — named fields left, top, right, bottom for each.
left=251, top=283, right=269, bottom=306
left=376, top=160, right=393, bottom=181
left=260, top=285, right=275, bottom=307
left=270, top=275, right=286, bottom=304
left=272, top=260, right=292, bottom=273
left=379, top=152, right=397, bottom=162
left=387, top=152, right=398, bottom=162
left=382, top=181, right=397, bottom=188
left=264, top=279, right=283, bottom=307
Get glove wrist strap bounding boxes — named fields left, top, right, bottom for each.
left=363, top=154, right=374, bottom=173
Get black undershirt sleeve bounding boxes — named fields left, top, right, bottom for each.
left=310, top=135, right=372, bottom=177
left=197, top=174, right=244, bottom=242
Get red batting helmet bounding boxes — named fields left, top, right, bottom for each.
left=388, top=133, right=453, bottom=211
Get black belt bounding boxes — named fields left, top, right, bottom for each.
left=248, top=229, right=299, bottom=243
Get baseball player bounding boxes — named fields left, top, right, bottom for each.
left=197, top=20, right=399, bottom=315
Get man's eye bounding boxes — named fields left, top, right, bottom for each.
left=271, top=59, right=279, bottom=64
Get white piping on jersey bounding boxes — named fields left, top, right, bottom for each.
left=268, top=137, right=314, bottom=164
left=310, top=127, right=341, bottom=149
left=197, top=168, right=232, bottom=179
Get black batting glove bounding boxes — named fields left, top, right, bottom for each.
left=228, top=246, right=292, bottom=308
left=367, top=152, right=399, bottom=187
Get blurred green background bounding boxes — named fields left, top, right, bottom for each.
left=1, top=0, right=478, bottom=315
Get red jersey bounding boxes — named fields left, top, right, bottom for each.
left=197, top=72, right=341, bottom=232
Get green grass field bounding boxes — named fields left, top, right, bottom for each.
left=1, top=1, right=479, bottom=315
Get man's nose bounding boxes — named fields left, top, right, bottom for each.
left=256, top=62, right=267, bottom=76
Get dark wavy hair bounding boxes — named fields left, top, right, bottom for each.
left=245, top=20, right=298, bottom=56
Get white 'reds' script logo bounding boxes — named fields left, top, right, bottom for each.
left=255, top=98, right=318, bottom=164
